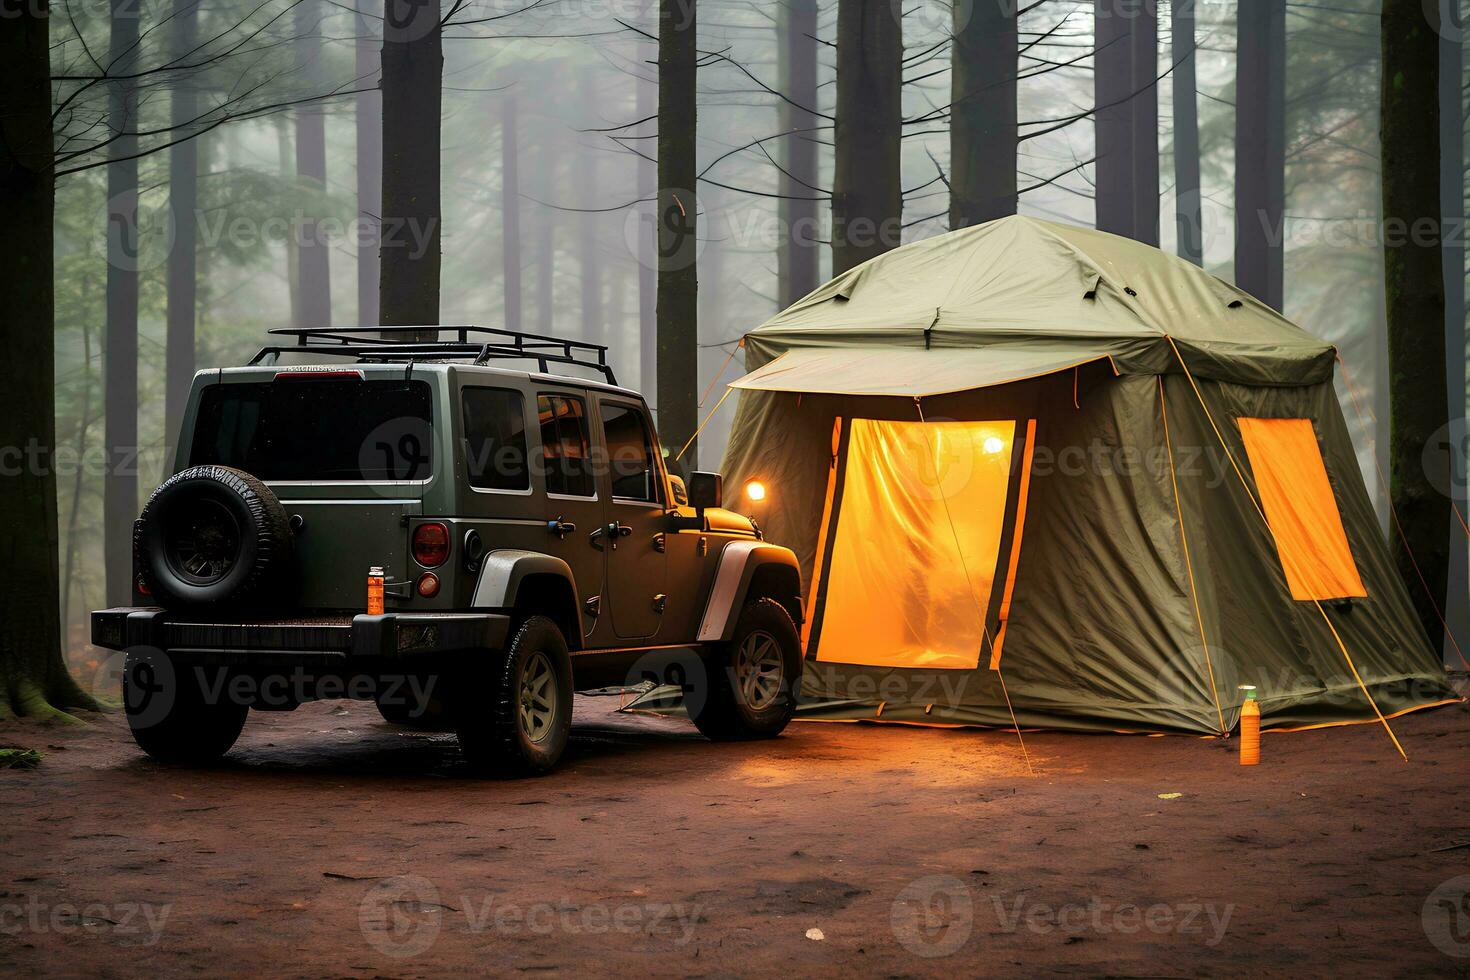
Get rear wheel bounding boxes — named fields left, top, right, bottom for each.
left=454, top=617, right=573, bottom=777
left=123, top=651, right=248, bottom=765
left=689, top=598, right=801, bottom=741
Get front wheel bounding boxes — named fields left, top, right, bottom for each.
left=454, top=616, right=573, bottom=777
left=689, top=598, right=802, bottom=741
left=123, top=651, right=248, bottom=764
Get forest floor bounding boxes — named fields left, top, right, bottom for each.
left=2, top=692, right=1469, bottom=977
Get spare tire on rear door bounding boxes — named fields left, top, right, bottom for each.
left=134, top=465, right=294, bottom=609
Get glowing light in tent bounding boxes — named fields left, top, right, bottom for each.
left=745, top=480, right=767, bottom=502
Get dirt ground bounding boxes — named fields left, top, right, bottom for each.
left=2, top=693, right=1470, bottom=978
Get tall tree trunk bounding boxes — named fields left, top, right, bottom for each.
left=0, top=1, right=96, bottom=720
left=1440, top=2, right=1468, bottom=660
left=501, top=92, right=522, bottom=330
left=355, top=0, right=382, bottom=326
left=165, top=0, right=199, bottom=448
left=832, top=0, right=902, bottom=275
left=277, top=117, right=302, bottom=325
left=104, top=0, right=140, bottom=607
left=949, top=0, right=1016, bottom=228
left=1382, top=0, right=1451, bottom=650
left=1234, top=0, right=1285, bottom=309
left=636, top=46, right=657, bottom=394
left=778, top=0, right=821, bottom=305
left=62, top=322, right=96, bottom=630
left=579, top=72, right=602, bottom=343
left=295, top=1, right=331, bottom=327
left=656, top=0, right=699, bottom=467
left=1093, top=0, right=1158, bottom=244
left=380, top=0, right=442, bottom=336
left=535, top=110, right=556, bottom=336
left=1171, top=0, right=1202, bottom=265
left=1129, top=1, right=1159, bottom=245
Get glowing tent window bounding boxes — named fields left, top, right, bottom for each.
left=816, top=418, right=1016, bottom=670
left=1237, top=417, right=1366, bottom=601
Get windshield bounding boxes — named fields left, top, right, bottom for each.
left=189, top=378, right=434, bottom=481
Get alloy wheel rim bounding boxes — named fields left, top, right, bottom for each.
left=736, top=630, right=784, bottom=711
left=519, top=651, right=558, bottom=744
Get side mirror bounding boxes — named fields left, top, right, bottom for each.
left=688, top=471, right=723, bottom=512
left=668, top=474, right=689, bottom=507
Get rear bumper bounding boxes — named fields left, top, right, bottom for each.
left=90, top=607, right=510, bottom=666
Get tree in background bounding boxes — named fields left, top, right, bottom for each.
left=356, top=0, right=382, bottom=327
left=1234, top=0, right=1286, bottom=310
left=1440, top=0, right=1468, bottom=656
left=294, top=0, right=332, bottom=327
left=832, top=0, right=902, bottom=274
left=165, top=0, right=200, bottom=441
left=1170, top=0, right=1201, bottom=265
left=1093, top=0, right=1158, bottom=245
left=657, top=0, right=698, bottom=467
left=502, top=92, right=522, bottom=331
left=777, top=0, right=821, bottom=306
left=1381, top=0, right=1451, bottom=649
left=579, top=71, right=602, bottom=343
left=104, top=0, right=141, bottom=607
left=380, top=0, right=442, bottom=333
left=950, top=0, right=1017, bottom=228
left=635, top=42, right=658, bottom=395
left=0, top=1, right=98, bottom=721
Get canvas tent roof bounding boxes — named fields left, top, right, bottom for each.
left=742, top=214, right=1336, bottom=388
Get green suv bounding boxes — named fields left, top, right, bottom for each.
left=92, top=327, right=804, bottom=776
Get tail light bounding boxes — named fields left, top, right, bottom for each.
left=412, top=522, right=450, bottom=568
left=416, top=572, right=441, bottom=598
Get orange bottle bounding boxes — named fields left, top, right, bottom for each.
left=367, top=566, right=385, bottom=615
left=1238, top=684, right=1260, bottom=766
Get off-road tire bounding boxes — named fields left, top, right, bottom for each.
left=135, top=465, right=293, bottom=609
left=689, top=598, right=801, bottom=741
left=454, top=616, right=574, bottom=777
left=123, top=650, right=249, bottom=764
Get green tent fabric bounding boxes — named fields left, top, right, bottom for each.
left=718, top=216, right=1458, bottom=735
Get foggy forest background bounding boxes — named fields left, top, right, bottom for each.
left=39, top=0, right=1470, bottom=663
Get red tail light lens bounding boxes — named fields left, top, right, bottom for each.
left=416, top=572, right=441, bottom=598
left=412, top=522, right=450, bottom=568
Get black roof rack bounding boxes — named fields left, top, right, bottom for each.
left=249, top=326, right=618, bottom=385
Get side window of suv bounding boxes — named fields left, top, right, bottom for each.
left=537, top=394, right=595, bottom=497
left=600, top=401, right=662, bottom=504
left=462, top=387, right=529, bottom=491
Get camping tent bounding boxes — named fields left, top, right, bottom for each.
left=718, top=215, right=1459, bottom=736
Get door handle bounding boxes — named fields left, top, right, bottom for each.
left=591, top=523, right=632, bottom=550
left=548, top=517, right=577, bottom=539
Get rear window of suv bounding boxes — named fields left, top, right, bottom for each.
left=190, top=378, right=433, bottom=481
